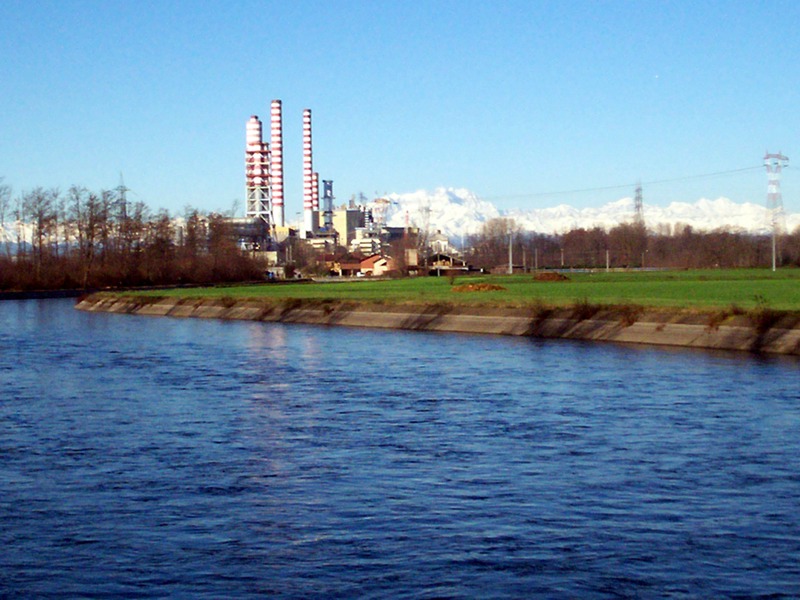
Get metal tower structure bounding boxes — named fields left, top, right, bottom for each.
left=765, top=151, right=789, bottom=271
left=371, top=198, right=391, bottom=228
left=245, top=115, right=273, bottom=232
left=633, top=181, right=644, bottom=226
left=322, top=180, right=334, bottom=230
left=115, top=173, right=129, bottom=221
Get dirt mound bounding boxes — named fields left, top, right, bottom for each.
left=451, top=283, right=507, bottom=292
left=534, top=272, right=570, bottom=282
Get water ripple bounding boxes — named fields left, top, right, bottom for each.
left=1, top=300, right=799, bottom=598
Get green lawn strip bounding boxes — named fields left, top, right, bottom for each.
left=520, top=279, right=797, bottom=310
left=117, top=269, right=800, bottom=312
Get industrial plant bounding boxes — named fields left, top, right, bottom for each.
left=238, top=99, right=420, bottom=277
left=231, top=102, right=795, bottom=278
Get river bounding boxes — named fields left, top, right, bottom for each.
left=2, top=299, right=799, bottom=598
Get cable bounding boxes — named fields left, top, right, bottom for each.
left=484, top=165, right=764, bottom=201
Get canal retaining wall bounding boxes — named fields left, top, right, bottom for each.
left=75, top=295, right=800, bottom=356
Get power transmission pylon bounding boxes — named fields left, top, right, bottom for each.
left=115, top=173, right=129, bottom=221
left=633, top=181, right=644, bottom=226
left=764, top=151, right=789, bottom=271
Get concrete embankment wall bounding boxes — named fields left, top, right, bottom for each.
left=75, top=295, right=800, bottom=356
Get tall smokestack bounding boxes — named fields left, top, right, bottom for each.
left=312, top=171, right=319, bottom=211
left=302, top=108, right=314, bottom=236
left=311, top=171, right=320, bottom=233
left=246, top=115, right=262, bottom=153
left=245, top=115, right=270, bottom=222
left=270, top=100, right=284, bottom=228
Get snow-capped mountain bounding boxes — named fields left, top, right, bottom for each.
left=0, top=222, right=24, bottom=248
left=383, top=188, right=500, bottom=236
left=379, top=187, right=799, bottom=239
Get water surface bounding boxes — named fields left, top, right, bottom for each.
left=2, top=299, right=799, bottom=598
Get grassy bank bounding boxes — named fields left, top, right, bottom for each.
left=116, top=268, right=800, bottom=312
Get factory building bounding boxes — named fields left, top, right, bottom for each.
left=243, top=100, right=418, bottom=275
left=245, top=101, right=324, bottom=245
left=332, top=207, right=364, bottom=249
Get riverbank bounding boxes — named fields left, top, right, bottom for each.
left=76, top=294, right=800, bottom=356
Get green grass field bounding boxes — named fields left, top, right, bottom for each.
left=128, top=269, right=800, bottom=312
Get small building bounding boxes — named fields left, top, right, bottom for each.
left=306, top=236, right=338, bottom=253
left=350, top=227, right=382, bottom=255
left=360, top=254, right=395, bottom=277
left=327, top=251, right=364, bottom=277
left=429, top=230, right=455, bottom=255
left=427, top=253, right=470, bottom=276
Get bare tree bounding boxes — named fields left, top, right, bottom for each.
left=69, top=186, right=106, bottom=288
left=608, top=222, right=647, bottom=268
left=142, top=210, right=175, bottom=284
left=96, top=189, right=115, bottom=268
left=182, top=207, right=205, bottom=259
left=47, top=188, right=63, bottom=264
left=22, top=187, right=58, bottom=281
left=467, top=217, right=521, bottom=270
left=177, top=207, right=209, bottom=281
left=563, top=228, right=610, bottom=268
left=0, top=177, right=11, bottom=259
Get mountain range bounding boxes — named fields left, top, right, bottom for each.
left=379, top=188, right=799, bottom=240
left=2, top=187, right=797, bottom=246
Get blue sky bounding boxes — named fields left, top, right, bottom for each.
left=1, top=0, right=798, bottom=217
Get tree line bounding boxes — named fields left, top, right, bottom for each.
left=465, top=218, right=800, bottom=271
left=0, top=180, right=262, bottom=291
left=2, top=177, right=798, bottom=291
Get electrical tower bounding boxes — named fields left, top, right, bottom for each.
left=633, top=181, right=644, bottom=226
left=764, top=151, right=789, bottom=271
left=115, top=173, right=129, bottom=220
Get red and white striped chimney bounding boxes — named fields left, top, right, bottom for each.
left=270, top=100, right=284, bottom=228
left=246, top=115, right=262, bottom=153
left=302, top=108, right=314, bottom=235
left=245, top=115, right=270, bottom=219
left=312, top=172, right=319, bottom=211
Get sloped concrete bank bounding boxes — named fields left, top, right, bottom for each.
left=75, top=295, right=800, bottom=356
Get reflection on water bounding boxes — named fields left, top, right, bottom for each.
left=1, top=299, right=799, bottom=598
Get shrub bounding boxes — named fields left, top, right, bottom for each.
left=618, top=303, right=643, bottom=327
left=749, top=295, right=782, bottom=336
left=571, top=297, right=600, bottom=321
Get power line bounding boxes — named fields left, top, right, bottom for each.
left=484, top=165, right=764, bottom=201
left=644, top=165, right=764, bottom=186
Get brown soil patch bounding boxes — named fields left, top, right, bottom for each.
left=451, top=283, right=507, bottom=293
left=534, top=272, right=570, bottom=282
